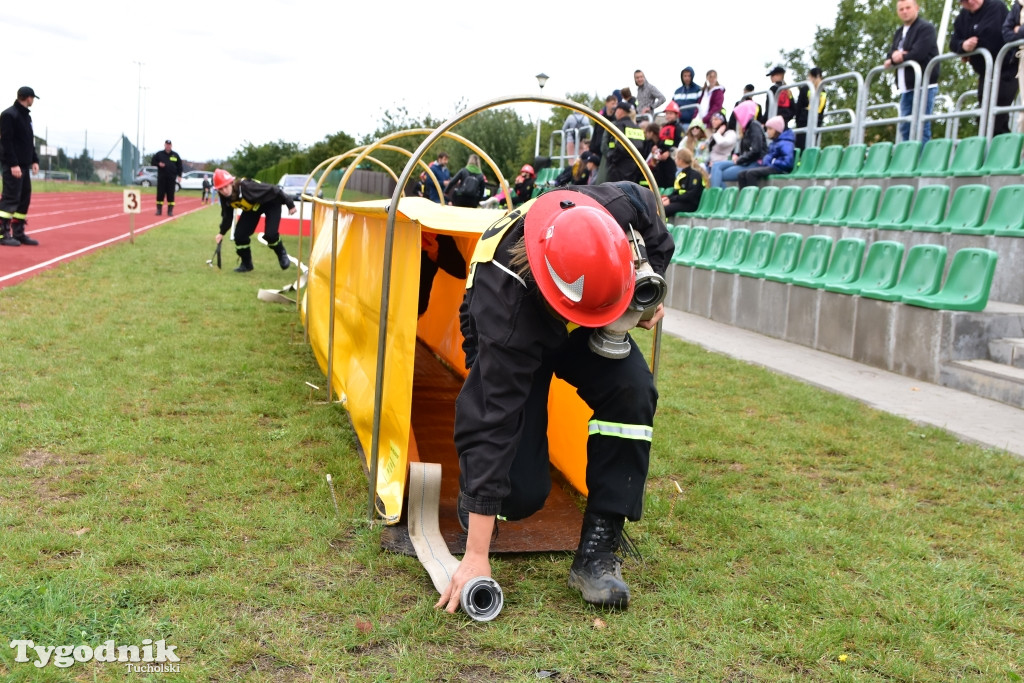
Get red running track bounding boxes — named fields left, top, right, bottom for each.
left=0, top=191, right=215, bottom=289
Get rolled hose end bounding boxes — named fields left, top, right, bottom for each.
left=460, top=576, right=504, bottom=622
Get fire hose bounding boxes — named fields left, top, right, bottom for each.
left=406, top=462, right=504, bottom=622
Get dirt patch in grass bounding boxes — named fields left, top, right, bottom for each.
left=224, top=653, right=305, bottom=682
left=19, top=448, right=62, bottom=469
left=19, top=449, right=87, bottom=502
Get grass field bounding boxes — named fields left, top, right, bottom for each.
left=0, top=199, right=1022, bottom=682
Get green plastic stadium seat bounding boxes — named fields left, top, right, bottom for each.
left=833, top=185, right=881, bottom=228
left=860, top=142, right=894, bottom=178
left=815, top=186, right=853, bottom=226
left=901, top=248, right=998, bottom=312
left=810, top=145, right=844, bottom=179
left=946, top=136, right=988, bottom=177
left=834, top=144, right=868, bottom=179
left=746, top=186, right=780, bottom=222
left=709, top=187, right=739, bottom=219
left=825, top=240, right=905, bottom=295
left=916, top=184, right=990, bottom=233
left=691, top=227, right=731, bottom=268
left=765, top=185, right=802, bottom=222
left=672, top=225, right=708, bottom=265
left=690, top=186, right=722, bottom=220
left=886, top=140, right=922, bottom=178
left=913, top=138, right=953, bottom=177
left=788, top=147, right=820, bottom=179
left=859, top=244, right=946, bottom=302
left=739, top=232, right=802, bottom=279
left=728, top=186, right=761, bottom=221
left=787, top=185, right=827, bottom=224
left=768, top=234, right=833, bottom=283
left=878, top=184, right=949, bottom=231
left=982, top=185, right=1024, bottom=236
left=667, top=224, right=687, bottom=244
left=719, top=230, right=774, bottom=274
left=977, top=132, right=1024, bottom=175
left=713, top=229, right=751, bottom=271
left=850, top=184, right=914, bottom=229
left=791, top=237, right=865, bottom=289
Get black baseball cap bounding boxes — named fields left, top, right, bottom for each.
left=17, top=86, right=38, bottom=99
left=165, top=139, right=172, bottom=144
left=766, top=66, right=786, bottom=77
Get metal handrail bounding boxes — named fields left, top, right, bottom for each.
left=949, top=91, right=979, bottom=140
left=811, top=71, right=863, bottom=145
left=921, top=49, right=993, bottom=139
left=987, top=38, right=1024, bottom=139
left=861, top=62, right=921, bottom=143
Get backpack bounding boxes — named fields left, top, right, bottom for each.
left=455, top=172, right=483, bottom=199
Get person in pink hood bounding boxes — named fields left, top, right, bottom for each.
left=709, top=100, right=767, bottom=188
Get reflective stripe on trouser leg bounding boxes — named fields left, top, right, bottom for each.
left=587, top=420, right=653, bottom=442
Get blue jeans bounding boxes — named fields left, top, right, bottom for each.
left=710, top=160, right=757, bottom=188
left=899, top=85, right=937, bottom=146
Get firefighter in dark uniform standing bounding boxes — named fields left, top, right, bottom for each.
left=211, top=169, right=294, bottom=272
left=436, top=182, right=675, bottom=614
left=151, top=139, right=183, bottom=216
left=0, top=86, right=42, bottom=247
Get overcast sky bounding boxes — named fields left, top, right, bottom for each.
left=7, top=1, right=839, bottom=165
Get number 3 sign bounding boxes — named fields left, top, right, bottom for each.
left=123, top=189, right=142, bottom=214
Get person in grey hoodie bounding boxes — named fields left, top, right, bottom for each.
left=672, top=67, right=702, bottom=130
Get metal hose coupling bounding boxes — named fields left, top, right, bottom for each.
left=460, top=576, right=504, bottom=622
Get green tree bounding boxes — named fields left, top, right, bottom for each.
left=71, top=148, right=97, bottom=182
left=226, top=140, right=301, bottom=178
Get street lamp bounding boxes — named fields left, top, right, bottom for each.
left=534, top=72, right=548, bottom=158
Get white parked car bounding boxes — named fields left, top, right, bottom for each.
left=179, top=170, right=214, bottom=190
left=278, top=174, right=323, bottom=201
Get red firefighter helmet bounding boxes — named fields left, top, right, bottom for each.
left=213, top=169, right=235, bottom=190
left=520, top=164, right=536, bottom=178
left=524, top=190, right=634, bottom=327
left=664, top=100, right=681, bottom=115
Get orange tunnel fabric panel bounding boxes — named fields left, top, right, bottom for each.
left=302, top=197, right=592, bottom=522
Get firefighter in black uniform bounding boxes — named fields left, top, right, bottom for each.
left=212, top=169, right=294, bottom=272
left=436, top=183, right=675, bottom=614
left=151, top=140, right=183, bottom=216
left=0, top=86, right=42, bottom=247
left=604, top=101, right=646, bottom=184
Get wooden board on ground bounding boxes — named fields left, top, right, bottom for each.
left=380, top=341, right=582, bottom=556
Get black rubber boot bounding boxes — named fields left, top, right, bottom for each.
left=234, top=249, right=254, bottom=273
left=271, top=241, right=290, bottom=270
left=12, top=221, right=38, bottom=246
left=568, top=511, right=630, bottom=608
left=155, top=204, right=162, bottom=216
left=167, top=205, right=174, bottom=216
left=0, top=219, right=20, bottom=247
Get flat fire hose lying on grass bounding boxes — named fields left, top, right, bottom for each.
left=255, top=233, right=309, bottom=304
left=407, top=462, right=504, bottom=622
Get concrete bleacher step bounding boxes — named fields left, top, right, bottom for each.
left=941, top=359, right=1024, bottom=409
left=989, top=338, right=1024, bottom=369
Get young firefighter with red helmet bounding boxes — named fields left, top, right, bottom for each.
left=211, top=169, right=295, bottom=272
left=436, top=181, right=674, bottom=612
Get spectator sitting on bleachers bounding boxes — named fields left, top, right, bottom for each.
left=618, top=87, right=638, bottom=122
left=662, top=148, right=706, bottom=216
left=673, top=67, right=702, bottom=130
left=737, top=116, right=796, bottom=188
left=512, top=164, right=536, bottom=206
left=706, top=110, right=737, bottom=177
left=634, top=69, right=667, bottom=117
left=554, top=151, right=599, bottom=187
left=643, top=122, right=677, bottom=190
left=682, top=120, right=707, bottom=158
left=696, top=70, right=726, bottom=128
left=709, top=100, right=766, bottom=188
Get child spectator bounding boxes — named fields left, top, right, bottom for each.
left=705, top=111, right=737, bottom=175
left=697, top=70, right=726, bottom=128
left=737, top=116, right=796, bottom=188
left=662, top=148, right=706, bottom=216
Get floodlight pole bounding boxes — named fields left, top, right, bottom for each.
left=133, top=61, right=144, bottom=174
left=534, top=73, right=548, bottom=158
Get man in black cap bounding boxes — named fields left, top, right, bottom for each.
left=762, top=66, right=795, bottom=124
left=0, top=86, right=42, bottom=247
left=151, top=139, right=183, bottom=216
left=604, top=101, right=645, bottom=183
left=951, top=0, right=1018, bottom=136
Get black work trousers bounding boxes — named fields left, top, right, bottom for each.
left=156, top=174, right=177, bottom=207
left=233, top=201, right=284, bottom=249
left=980, top=76, right=1020, bottom=137
left=0, top=167, right=32, bottom=220
left=482, top=327, right=658, bottom=523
